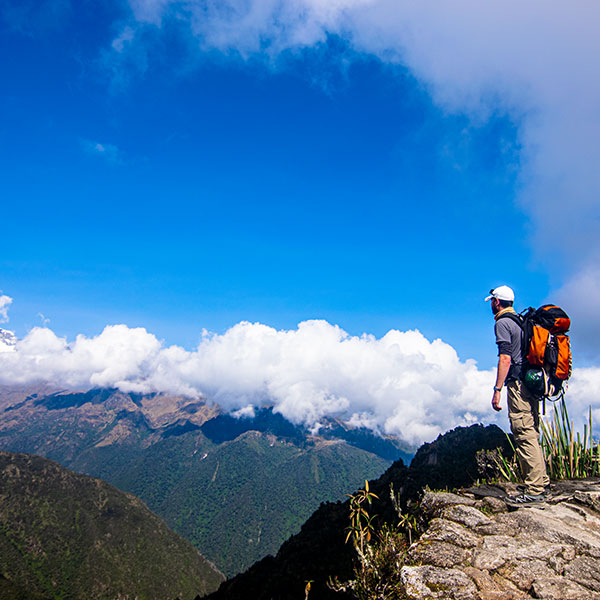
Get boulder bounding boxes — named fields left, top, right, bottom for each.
left=531, top=576, right=600, bottom=600
left=401, top=565, right=478, bottom=600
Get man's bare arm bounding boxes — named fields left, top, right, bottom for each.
left=492, top=354, right=511, bottom=411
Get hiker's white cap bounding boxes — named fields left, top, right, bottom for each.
left=485, top=285, right=515, bottom=302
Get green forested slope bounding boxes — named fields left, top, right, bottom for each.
left=0, top=452, right=224, bottom=600
left=105, top=431, right=389, bottom=576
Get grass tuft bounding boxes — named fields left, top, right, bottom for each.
left=540, top=398, right=600, bottom=479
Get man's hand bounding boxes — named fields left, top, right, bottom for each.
left=492, top=390, right=502, bottom=412
left=492, top=354, right=510, bottom=412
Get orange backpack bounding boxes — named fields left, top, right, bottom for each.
left=521, top=305, right=572, bottom=398
left=499, top=304, right=572, bottom=399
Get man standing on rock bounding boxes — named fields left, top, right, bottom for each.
left=486, top=285, right=550, bottom=504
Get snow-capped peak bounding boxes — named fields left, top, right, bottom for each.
left=0, top=328, right=17, bottom=352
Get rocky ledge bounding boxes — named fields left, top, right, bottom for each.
left=401, top=479, right=600, bottom=600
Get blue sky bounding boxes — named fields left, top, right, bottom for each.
left=1, top=0, right=598, bottom=373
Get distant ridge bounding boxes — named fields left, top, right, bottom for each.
left=199, top=407, right=412, bottom=463
left=0, top=451, right=224, bottom=600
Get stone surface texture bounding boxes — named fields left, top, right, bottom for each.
left=400, top=479, right=600, bottom=600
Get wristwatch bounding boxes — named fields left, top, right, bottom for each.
left=493, top=386, right=502, bottom=392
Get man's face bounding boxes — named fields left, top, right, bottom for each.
left=491, top=297, right=501, bottom=314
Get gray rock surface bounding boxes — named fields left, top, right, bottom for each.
left=401, top=565, right=478, bottom=600
left=402, top=480, right=600, bottom=600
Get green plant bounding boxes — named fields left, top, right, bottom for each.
left=396, top=511, right=417, bottom=546
left=494, top=435, right=522, bottom=482
left=389, top=485, right=417, bottom=545
left=345, top=480, right=379, bottom=556
left=475, top=440, right=521, bottom=485
left=330, top=483, right=414, bottom=599
left=540, top=397, right=600, bottom=479
left=330, top=523, right=408, bottom=600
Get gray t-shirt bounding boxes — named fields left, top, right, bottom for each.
left=494, top=315, right=522, bottom=369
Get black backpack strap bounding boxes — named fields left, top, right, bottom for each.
left=496, top=312, right=524, bottom=328
left=496, top=311, right=526, bottom=380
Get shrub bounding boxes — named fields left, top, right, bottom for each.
left=328, top=484, right=413, bottom=600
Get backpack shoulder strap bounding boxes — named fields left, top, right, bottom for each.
left=496, top=312, right=524, bottom=328
left=496, top=310, right=531, bottom=381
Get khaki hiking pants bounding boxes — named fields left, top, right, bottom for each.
left=506, top=380, right=550, bottom=495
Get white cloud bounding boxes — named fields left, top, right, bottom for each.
left=2, top=324, right=161, bottom=390
left=0, top=294, right=13, bottom=323
left=1, top=318, right=598, bottom=447
left=232, top=404, right=256, bottom=419
left=554, top=266, right=600, bottom=362
left=113, top=0, right=600, bottom=355
left=565, top=367, right=600, bottom=429
left=82, top=139, right=123, bottom=164
left=112, top=25, right=136, bottom=52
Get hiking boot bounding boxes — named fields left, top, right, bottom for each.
left=517, top=484, right=551, bottom=496
left=505, top=491, right=547, bottom=506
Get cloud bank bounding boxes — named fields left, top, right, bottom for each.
left=1, top=319, right=598, bottom=447
left=112, top=0, right=600, bottom=358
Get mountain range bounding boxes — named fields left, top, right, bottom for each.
left=0, top=385, right=410, bottom=576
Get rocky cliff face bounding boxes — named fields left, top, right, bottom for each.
left=402, top=480, right=600, bottom=599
